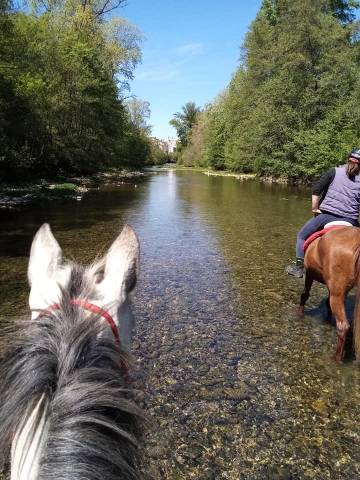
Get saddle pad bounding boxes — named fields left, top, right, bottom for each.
left=324, top=220, right=353, bottom=228
left=303, top=225, right=348, bottom=253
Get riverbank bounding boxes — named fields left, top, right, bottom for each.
left=0, top=169, right=145, bottom=208
left=203, top=170, right=257, bottom=181
left=158, top=165, right=308, bottom=185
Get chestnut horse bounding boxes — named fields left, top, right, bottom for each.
left=299, top=226, right=360, bottom=362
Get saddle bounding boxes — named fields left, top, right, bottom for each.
left=303, top=221, right=353, bottom=253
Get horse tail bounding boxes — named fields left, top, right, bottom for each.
left=0, top=308, right=142, bottom=480
left=11, top=394, right=49, bottom=480
left=354, top=247, right=360, bottom=360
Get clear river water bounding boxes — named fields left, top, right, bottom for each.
left=0, top=169, right=360, bottom=479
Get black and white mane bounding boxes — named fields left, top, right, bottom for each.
left=0, top=224, right=142, bottom=480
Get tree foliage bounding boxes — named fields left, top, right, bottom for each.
left=180, top=0, right=360, bottom=181
left=0, top=0, right=152, bottom=180
left=170, top=102, right=201, bottom=150
left=126, top=98, right=151, bottom=133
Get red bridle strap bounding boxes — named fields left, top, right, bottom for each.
left=72, top=299, right=120, bottom=344
left=37, top=299, right=129, bottom=381
left=38, top=300, right=120, bottom=344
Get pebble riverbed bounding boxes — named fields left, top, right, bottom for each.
left=1, top=171, right=360, bottom=479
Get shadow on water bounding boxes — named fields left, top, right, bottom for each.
left=306, top=294, right=356, bottom=326
left=1, top=170, right=360, bottom=479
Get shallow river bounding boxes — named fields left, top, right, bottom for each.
left=1, top=170, right=360, bottom=479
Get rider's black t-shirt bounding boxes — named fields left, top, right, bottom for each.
left=312, top=168, right=335, bottom=196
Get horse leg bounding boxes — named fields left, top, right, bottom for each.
left=325, top=294, right=332, bottom=322
left=329, top=293, right=350, bottom=362
left=299, top=273, right=313, bottom=317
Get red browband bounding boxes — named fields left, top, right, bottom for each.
left=38, top=299, right=120, bottom=344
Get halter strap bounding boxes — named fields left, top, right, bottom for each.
left=36, top=299, right=129, bottom=381
left=73, top=299, right=120, bottom=343
left=38, top=300, right=120, bottom=344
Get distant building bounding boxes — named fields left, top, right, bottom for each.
left=151, top=137, right=177, bottom=154
left=167, top=137, right=177, bottom=153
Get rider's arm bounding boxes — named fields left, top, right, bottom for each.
left=311, top=168, right=335, bottom=212
left=311, top=194, right=321, bottom=213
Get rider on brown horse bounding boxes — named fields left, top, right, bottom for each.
left=286, top=149, right=360, bottom=278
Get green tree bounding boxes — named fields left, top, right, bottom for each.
left=125, top=97, right=151, bottom=134
left=0, top=4, right=46, bottom=178
left=328, top=0, right=359, bottom=22
left=170, top=101, right=201, bottom=149
left=180, top=110, right=209, bottom=167
left=181, top=0, right=360, bottom=181
left=0, top=0, right=148, bottom=180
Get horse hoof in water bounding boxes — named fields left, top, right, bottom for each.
left=297, top=305, right=305, bottom=318
left=333, top=353, right=343, bottom=364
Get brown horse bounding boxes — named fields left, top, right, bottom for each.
left=299, top=226, right=360, bottom=362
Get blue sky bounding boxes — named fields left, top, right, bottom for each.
left=121, top=0, right=262, bottom=139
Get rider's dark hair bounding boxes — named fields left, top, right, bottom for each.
left=346, top=160, right=360, bottom=180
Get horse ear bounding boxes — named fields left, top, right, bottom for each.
left=28, top=224, right=62, bottom=286
left=99, top=225, right=139, bottom=303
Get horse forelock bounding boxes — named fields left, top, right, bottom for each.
left=62, top=261, right=102, bottom=301
left=0, top=260, right=143, bottom=480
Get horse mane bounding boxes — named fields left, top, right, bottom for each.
left=0, top=263, right=143, bottom=480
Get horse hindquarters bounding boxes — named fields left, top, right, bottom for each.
left=328, top=243, right=360, bottom=361
left=301, top=269, right=351, bottom=361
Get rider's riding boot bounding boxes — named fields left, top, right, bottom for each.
left=285, top=257, right=304, bottom=278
